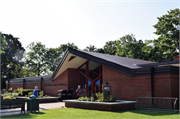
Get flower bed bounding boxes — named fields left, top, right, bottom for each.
left=63, top=99, right=137, bottom=112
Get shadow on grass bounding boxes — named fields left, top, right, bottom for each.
left=2, top=111, right=46, bottom=118
left=114, top=109, right=179, bottom=116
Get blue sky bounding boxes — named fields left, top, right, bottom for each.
left=0, top=0, right=179, bottom=50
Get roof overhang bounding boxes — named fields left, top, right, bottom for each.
left=138, top=60, right=180, bottom=67
left=51, top=48, right=179, bottom=81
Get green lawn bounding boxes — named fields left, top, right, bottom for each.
left=2, top=108, right=179, bottom=119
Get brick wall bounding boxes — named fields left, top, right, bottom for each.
left=68, top=68, right=78, bottom=93
left=8, top=83, right=23, bottom=89
left=24, top=82, right=40, bottom=89
left=153, top=74, right=172, bottom=97
left=170, top=74, right=179, bottom=98
left=42, top=69, right=69, bottom=96
left=7, top=66, right=179, bottom=100
left=102, top=66, right=179, bottom=101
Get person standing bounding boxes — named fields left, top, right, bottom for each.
left=33, top=86, right=38, bottom=98
left=75, top=85, right=82, bottom=98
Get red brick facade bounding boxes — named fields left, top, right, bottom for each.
left=8, top=68, right=77, bottom=96
left=7, top=66, right=179, bottom=100
left=102, top=66, right=179, bottom=101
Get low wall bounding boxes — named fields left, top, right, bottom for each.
left=63, top=100, right=136, bottom=111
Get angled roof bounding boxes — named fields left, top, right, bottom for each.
left=76, top=49, right=155, bottom=69
left=51, top=47, right=155, bottom=80
left=10, top=47, right=179, bottom=83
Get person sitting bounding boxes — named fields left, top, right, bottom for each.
left=33, top=86, right=38, bottom=98
left=75, top=85, right=82, bottom=98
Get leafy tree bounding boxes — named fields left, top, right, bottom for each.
left=84, top=45, right=97, bottom=52
left=0, top=32, right=8, bottom=54
left=103, top=40, right=118, bottom=55
left=25, top=42, right=48, bottom=76
left=60, top=42, right=79, bottom=51
left=116, top=34, right=146, bottom=60
left=44, top=47, right=62, bottom=72
left=83, top=44, right=105, bottom=53
left=149, top=8, right=180, bottom=62
left=25, top=42, right=78, bottom=75
left=1, top=33, right=25, bottom=89
left=153, top=8, right=179, bottom=51
left=96, top=48, right=104, bottom=53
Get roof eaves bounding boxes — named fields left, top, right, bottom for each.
left=51, top=48, right=70, bottom=81
left=68, top=48, right=135, bottom=76
left=138, top=60, right=179, bottom=67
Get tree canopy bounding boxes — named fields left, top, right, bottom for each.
left=116, top=34, right=146, bottom=60
left=153, top=8, right=179, bottom=52
left=1, top=33, right=25, bottom=89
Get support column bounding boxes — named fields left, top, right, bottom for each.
left=23, top=79, right=26, bottom=89
left=99, top=65, right=102, bottom=93
left=77, top=69, right=79, bottom=87
left=150, top=67, right=154, bottom=105
left=41, top=78, right=44, bottom=91
left=86, top=61, right=89, bottom=96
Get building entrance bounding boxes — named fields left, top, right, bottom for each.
left=77, top=61, right=102, bottom=97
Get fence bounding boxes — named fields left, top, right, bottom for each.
left=135, top=97, right=179, bottom=112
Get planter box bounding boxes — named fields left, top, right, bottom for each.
left=27, top=99, right=39, bottom=112
left=17, top=97, right=59, bottom=103
left=63, top=100, right=137, bottom=112
left=1, top=100, right=25, bottom=113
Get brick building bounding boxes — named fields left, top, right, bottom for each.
left=7, top=47, right=179, bottom=101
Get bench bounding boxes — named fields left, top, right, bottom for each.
left=1, top=100, right=25, bottom=113
left=58, top=90, right=73, bottom=101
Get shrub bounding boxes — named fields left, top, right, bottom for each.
left=3, top=93, right=18, bottom=100
left=14, top=88, right=23, bottom=96
left=8, top=87, right=13, bottom=93
left=95, top=92, right=104, bottom=102
left=39, top=91, right=44, bottom=97
left=78, top=97, right=82, bottom=101
left=22, top=89, right=41, bottom=96
left=1, top=89, right=6, bottom=94
left=110, top=95, right=117, bottom=102
left=90, top=97, right=94, bottom=101
left=84, top=96, right=88, bottom=101
left=28, top=92, right=33, bottom=97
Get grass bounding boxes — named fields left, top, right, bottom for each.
left=2, top=108, right=180, bottom=119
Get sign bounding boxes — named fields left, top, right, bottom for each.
left=104, top=85, right=110, bottom=96
left=44, top=84, right=67, bottom=86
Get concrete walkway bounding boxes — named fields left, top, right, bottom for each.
left=0, top=102, right=65, bottom=117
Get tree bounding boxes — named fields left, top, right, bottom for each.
left=1, top=33, right=25, bottom=89
left=25, top=42, right=79, bottom=75
left=103, top=40, right=118, bottom=55
left=84, top=45, right=97, bottom=52
left=44, top=47, right=62, bottom=72
left=25, top=42, right=48, bottom=76
left=96, top=48, right=104, bottom=53
left=153, top=8, right=179, bottom=60
left=60, top=42, right=78, bottom=51
left=116, top=34, right=146, bottom=60
left=0, top=32, right=8, bottom=54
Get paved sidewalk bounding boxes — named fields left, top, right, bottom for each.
left=0, top=102, right=65, bottom=117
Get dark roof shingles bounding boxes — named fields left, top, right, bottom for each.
left=78, top=49, right=155, bottom=69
